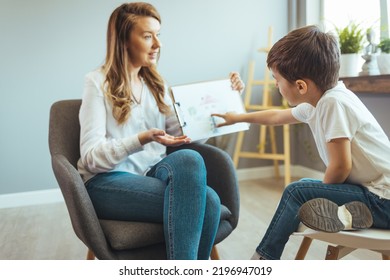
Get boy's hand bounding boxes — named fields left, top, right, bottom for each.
left=211, top=112, right=237, bottom=127
left=229, top=72, right=245, bottom=94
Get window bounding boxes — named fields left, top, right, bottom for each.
left=321, top=0, right=387, bottom=44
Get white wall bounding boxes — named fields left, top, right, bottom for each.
left=0, top=0, right=288, bottom=195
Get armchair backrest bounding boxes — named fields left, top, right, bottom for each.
left=49, top=99, right=115, bottom=259
left=49, top=99, right=81, bottom=167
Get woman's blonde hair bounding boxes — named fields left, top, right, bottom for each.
left=103, top=2, right=169, bottom=124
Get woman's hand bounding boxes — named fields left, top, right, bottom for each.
left=138, top=129, right=191, bottom=146
left=229, top=71, right=245, bottom=94
left=155, top=133, right=191, bottom=147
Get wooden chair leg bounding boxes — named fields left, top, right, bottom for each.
left=295, top=237, right=312, bottom=260
left=325, top=245, right=356, bottom=260
left=210, top=246, right=220, bottom=260
left=325, top=245, right=340, bottom=260
left=86, top=249, right=95, bottom=260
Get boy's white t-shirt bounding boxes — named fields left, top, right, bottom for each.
left=292, top=81, right=390, bottom=199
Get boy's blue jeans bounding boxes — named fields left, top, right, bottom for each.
left=85, top=149, right=221, bottom=260
left=256, top=178, right=390, bottom=260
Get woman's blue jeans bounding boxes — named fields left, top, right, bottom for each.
left=256, top=178, right=390, bottom=260
left=85, top=149, right=221, bottom=260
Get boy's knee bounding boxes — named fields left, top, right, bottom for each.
left=283, top=181, right=312, bottom=199
left=285, top=181, right=301, bottom=192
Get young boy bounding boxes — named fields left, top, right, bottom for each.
left=213, top=25, right=390, bottom=260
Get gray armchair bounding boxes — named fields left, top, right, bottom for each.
left=48, top=99, right=239, bottom=260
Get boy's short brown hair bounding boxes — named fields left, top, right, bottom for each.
left=267, top=25, right=340, bottom=92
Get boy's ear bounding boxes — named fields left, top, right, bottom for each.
left=295, top=79, right=308, bottom=94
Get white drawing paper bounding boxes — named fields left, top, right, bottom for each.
left=170, top=79, right=249, bottom=141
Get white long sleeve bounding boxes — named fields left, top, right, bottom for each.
left=77, top=69, right=181, bottom=182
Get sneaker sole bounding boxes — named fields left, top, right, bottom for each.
left=345, top=201, right=373, bottom=229
left=298, top=198, right=373, bottom=233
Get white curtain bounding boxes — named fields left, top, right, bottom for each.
left=288, top=0, right=307, bottom=31
left=380, top=0, right=389, bottom=39
left=288, top=0, right=322, bottom=31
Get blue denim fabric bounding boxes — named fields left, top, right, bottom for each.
left=256, top=178, right=390, bottom=260
left=85, top=149, right=220, bottom=260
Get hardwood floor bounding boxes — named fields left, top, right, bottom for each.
left=0, top=177, right=381, bottom=260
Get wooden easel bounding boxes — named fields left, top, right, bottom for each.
left=233, top=27, right=291, bottom=186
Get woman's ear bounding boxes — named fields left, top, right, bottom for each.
left=295, top=79, right=308, bottom=94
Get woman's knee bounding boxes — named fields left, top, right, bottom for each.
left=171, top=149, right=206, bottom=172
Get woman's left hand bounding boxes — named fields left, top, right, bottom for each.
left=229, top=72, right=245, bottom=94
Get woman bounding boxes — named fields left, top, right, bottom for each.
left=77, top=2, right=244, bottom=260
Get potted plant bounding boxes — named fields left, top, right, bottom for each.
left=377, top=38, right=390, bottom=74
left=335, top=23, right=365, bottom=77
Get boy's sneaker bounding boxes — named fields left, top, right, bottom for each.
left=298, top=198, right=373, bottom=233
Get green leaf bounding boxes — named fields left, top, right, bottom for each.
left=335, top=22, right=365, bottom=54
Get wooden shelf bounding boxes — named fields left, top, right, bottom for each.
left=340, top=74, right=390, bottom=94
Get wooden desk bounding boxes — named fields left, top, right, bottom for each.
left=340, top=74, right=390, bottom=94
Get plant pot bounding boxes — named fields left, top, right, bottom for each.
left=339, top=53, right=362, bottom=77
left=377, top=53, right=390, bottom=74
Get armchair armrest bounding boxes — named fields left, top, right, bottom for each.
left=51, top=154, right=115, bottom=259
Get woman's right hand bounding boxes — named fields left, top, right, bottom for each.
left=138, top=128, right=191, bottom=146
left=229, top=71, right=245, bottom=94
